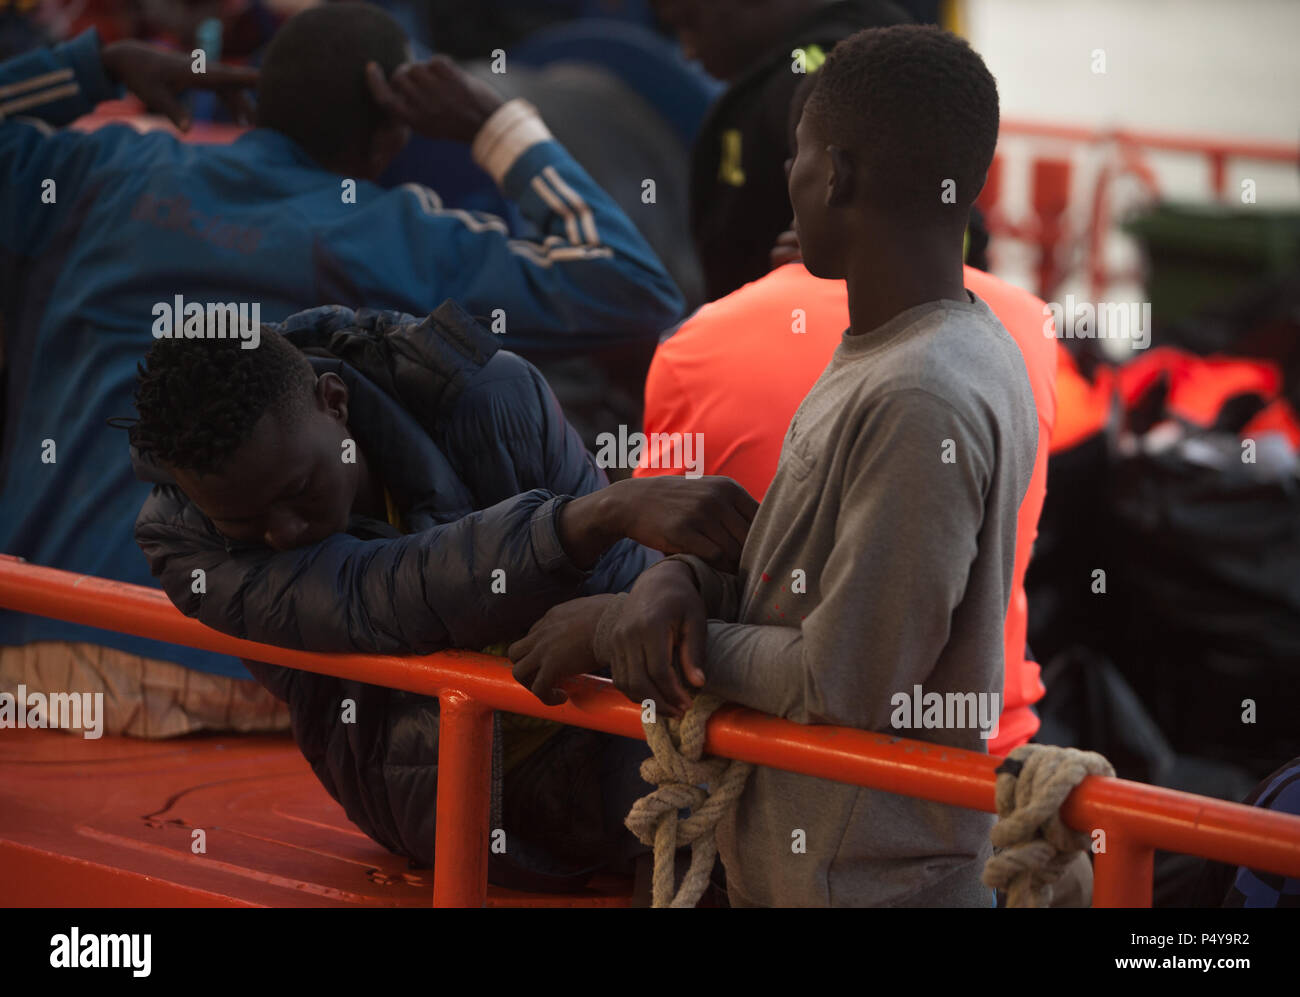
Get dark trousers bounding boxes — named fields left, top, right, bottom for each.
left=492, top=725, right=653, bottom=891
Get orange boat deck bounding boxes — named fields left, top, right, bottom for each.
left=0, top=727, right=632, bottom=908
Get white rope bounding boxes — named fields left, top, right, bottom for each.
left=982, top=744, right=1115, bottom=907
left=624, top=694, right=753, bottom=908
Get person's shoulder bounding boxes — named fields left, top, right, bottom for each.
left=938, top=298, right=1027, bottom=375
left=448, top=348, right=552, bottom=442
left=872, top=302, right=1030, bottom=419
left=666, top=264, right=841, bottom=345
left=50, top=118, right=189, bottom=176
left=890, top=298, right=1017, bottom=368
left=370, top=301, right=505, bottom=409
left=466, top=348, right=543, bottom=394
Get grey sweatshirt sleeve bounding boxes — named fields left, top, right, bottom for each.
left=695, top=388, right=992, bottom=728
left=663, top=553, right=742, bottom=619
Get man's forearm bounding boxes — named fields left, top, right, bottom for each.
left=556, top=484, right=625, bottom=570
left=138, top=487, right=594, bottom=655
left=698, top=620, right=809, bottom=718
left=466, top=99, right=685, bottom=336
left=469, top=98, right=552, bottom=186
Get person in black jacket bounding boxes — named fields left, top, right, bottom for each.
left=128, top=300, right=756, bottom=889
left=654, top=0, right=910, bottom=301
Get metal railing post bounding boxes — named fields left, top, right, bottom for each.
left=432, top=692, right=493, bottom=908
left=1092, top=831, right=1155, bottom=907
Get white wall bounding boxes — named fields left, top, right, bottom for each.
left=964, top=0, right=1299, bottom=332
left=969, top=0, right=1299, bottom=146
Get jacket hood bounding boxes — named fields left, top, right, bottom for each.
left=130, top=443, right=176, bottom=486
left=128, top=299, right=500, bottom=487
left=276, top=299, right=499, bottom=424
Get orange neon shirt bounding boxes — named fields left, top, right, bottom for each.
left=635, top=262, right=1057, bottom=754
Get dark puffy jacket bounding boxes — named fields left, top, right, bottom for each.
left=132, top=301, right=652, bottom=868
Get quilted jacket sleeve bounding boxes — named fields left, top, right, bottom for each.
left=135, top=483, right=593, bottom=653
left=437, top=346, right=654, bottom=599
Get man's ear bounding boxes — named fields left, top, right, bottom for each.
left=826, top=145, right=855, bottom=207
left=316, top=372, right=350, bottom=423
left=366, top=118, right=411, bottom=180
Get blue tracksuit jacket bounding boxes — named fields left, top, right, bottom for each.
left=0, top=29, right=683, bottom=676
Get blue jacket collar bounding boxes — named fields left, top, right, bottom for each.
left=233, top=128, right=327, bottom=171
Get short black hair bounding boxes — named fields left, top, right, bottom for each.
left=803, top=25, right=999, bottom=214
left=256, top=4, right=408, bottom=167
left=132, top=332, right=316, bottom=475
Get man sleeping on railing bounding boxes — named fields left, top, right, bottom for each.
left=0, top=2, right=685, bottom=741
left=126, top=300, right=757, bottom=893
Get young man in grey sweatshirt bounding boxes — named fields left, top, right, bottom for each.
left=508, top=25, right=1036, bottom=907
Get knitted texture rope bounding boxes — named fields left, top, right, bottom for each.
left=624, top=693, right=754, bottom=908
left=982, top=743, right=1115, bottom=907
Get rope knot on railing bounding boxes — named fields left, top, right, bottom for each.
left=625, top=693, right=754, bottom=908
left=982, top=743, right=1115, bottom=907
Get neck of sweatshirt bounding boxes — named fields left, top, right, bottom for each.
left=836, top=293, right=985, bottom=363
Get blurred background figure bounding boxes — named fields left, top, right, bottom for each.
left=651, top=0, right=911, bottom=301
left=963, top=0, right=1300, bottom=905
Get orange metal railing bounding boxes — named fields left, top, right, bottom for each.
left=980, top=119, right=1300, bottom=301
left=3, top=554, right=1300, bottom=907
